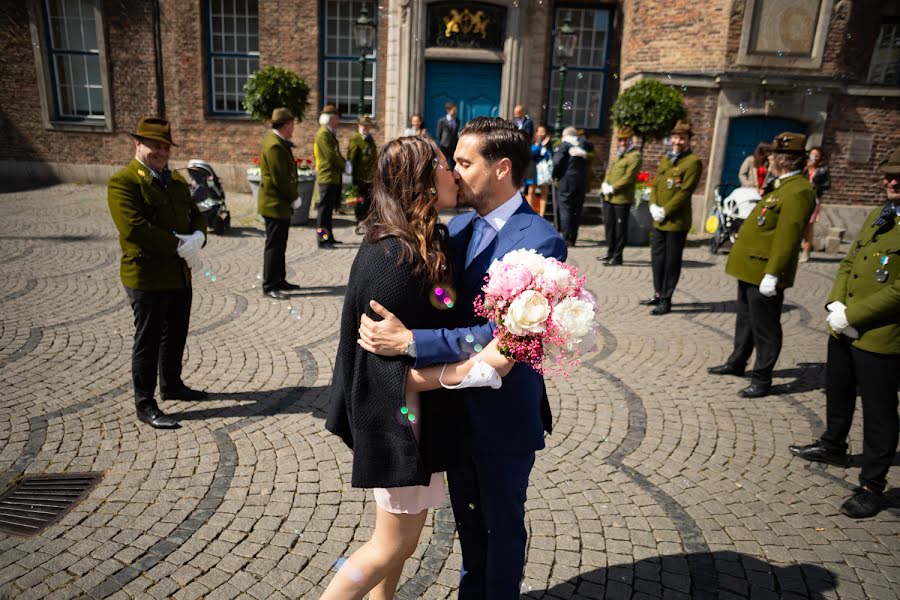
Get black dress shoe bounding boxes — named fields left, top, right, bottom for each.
left=604, top=259, right=623, bottom=267
left=638, top=296, right=660, bottom=306
left=708, top=363, right=745, bottom=376
left=599, top=254, right=611, bottom=262
left=841, top=488, right=883, bottom=519
left=317, top=240, right=335, bottom=249
left=160, top=386, right=209, bottom=401
left=264, top=289, right=288, bottom=300
left=738, top=383, right=770, bottom=398
left=136, top=404, right=180, bottom=429
left=650, top=299, right=671, bottom=315
left=278, top=281, right=301, bottom=291
left=788, top=441, right=849, bottom=467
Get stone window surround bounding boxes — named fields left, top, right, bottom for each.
left=736, top=0, right=835, bottom=70
left=27, top=0, right=114, bottom=133
left=383, top=0, right=528, bottom=140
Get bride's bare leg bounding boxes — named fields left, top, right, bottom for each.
left=369, top=560, right=405, bottom=600
left=319, top=507, right=427, bottom=600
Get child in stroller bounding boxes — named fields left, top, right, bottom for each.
left=185, top=160, right=231, bottom=235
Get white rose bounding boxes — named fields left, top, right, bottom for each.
left=503, top=290, right=551, bottom=335
left=493, top=249, right=547, bottom=277
left=553, top=297, right=596, bottom=339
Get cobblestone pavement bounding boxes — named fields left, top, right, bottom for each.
left=0, top=184, right=897, bottom=600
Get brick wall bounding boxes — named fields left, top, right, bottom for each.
left=621, top=0, right=731, bottom=75
left=822, top=95, right=900, bottom=206
left=0, top=0, right=388, bottom=191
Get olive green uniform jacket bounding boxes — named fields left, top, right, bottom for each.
left=604, top=148, right=642, bottom=205
left=258, top=131, right=298, bottom=220
left=725, top=174, right=816, bottom=289
left=107, top=159, right=207, bottom=291
left=825, top=204, right=900, bottom=355
left=314, top=125, right=345, bottom=185
left=650, top=151, right=702, bottom=231
left=348, top=132, right=377, bottom=186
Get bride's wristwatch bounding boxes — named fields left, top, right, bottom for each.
left=406, top=336, right=417, bottom=358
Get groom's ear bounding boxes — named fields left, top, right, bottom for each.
left=494, top=157, right=512, bottom=181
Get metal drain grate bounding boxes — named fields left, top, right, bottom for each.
left=0, top=472, right=102, bottom=536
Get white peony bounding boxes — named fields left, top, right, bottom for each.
left=553, top=297, right=596, bottom=339
left=503, top=290, right=551, bottom=334
left=491, top=249, right=547, bottom=277
left=539, top=260, right=573, bottom=291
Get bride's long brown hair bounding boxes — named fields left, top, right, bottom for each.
left=361, top=136, right=451, bottom=287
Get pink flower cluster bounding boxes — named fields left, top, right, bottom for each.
left=474, top=249, right=598, bottom=376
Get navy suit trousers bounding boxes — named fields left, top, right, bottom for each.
left=447, top=452, right=536, bottom=600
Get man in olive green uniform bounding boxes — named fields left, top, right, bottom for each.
left=347, top=115, right=377, bottom=223
left=258, top=108, right=299, bottom=300
left=108, top=117, right=208, bottom=430
left=708, top=132, right=816, bottom=398
left=789, top=148, right=900, bottom=518
left=315, top=105, right=346, bottom=247
left=600, top=126, right=641, bottom=266
left=642, top=120, right=702, bottom=314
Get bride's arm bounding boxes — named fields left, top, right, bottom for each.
left=406, top=338, right=513, bottom=393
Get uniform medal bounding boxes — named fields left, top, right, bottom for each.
left=757, top=206, right=768, bottom=226
left=774, top=179, right=781, bottom=189
left=875, top=255, right=889, bottom=283
left=666, top=178, right=674, bottom=190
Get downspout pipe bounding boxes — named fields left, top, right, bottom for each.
left=152, top=0, right=166, bottom=118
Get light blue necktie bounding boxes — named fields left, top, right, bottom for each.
left=465, top=217, right=488, bottom=268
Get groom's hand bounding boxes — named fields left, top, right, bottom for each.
left=358, top=300, right=411, bottom=356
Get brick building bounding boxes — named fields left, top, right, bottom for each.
left=1, top=0, right=898, bottom=234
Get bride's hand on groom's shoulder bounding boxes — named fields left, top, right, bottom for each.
left=479, top=338, right=515, bottom=377
left=357, top=300, right=411, bottom=356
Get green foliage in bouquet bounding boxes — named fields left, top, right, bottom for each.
left=610, top=79, right=686, bottom=150
left=242, top=66, right=310, bottom=124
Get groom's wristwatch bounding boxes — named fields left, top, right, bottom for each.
left=406, top=335, right=417, bottom=358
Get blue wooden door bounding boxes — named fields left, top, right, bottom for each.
left=424, top=61, right=502, bottom=138
left=721, top=116, right=806, bottom=187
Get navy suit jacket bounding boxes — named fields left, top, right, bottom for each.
left=412, top=199, right=567, bottom=455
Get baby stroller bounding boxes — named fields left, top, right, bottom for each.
left=706, top=183, right=761, bottom=254
left=185, top=159, right=231, bottom=235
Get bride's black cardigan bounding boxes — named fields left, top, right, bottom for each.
left=325, top=236, right=461, bottom=488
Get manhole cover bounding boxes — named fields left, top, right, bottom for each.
left=0, top=472, right=102, bottom=536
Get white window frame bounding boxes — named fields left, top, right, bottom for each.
left=28, top=0, right=113, bottom=132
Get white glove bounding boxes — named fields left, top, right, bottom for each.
left=826, top=306, right=859, bottom=338
left=650, top=205, right=665, bottom=222
left=759, top=274, right=778, bottom=297
left=175, top=231, right=204, bottom=259
left=184, top=252, right=202, bottom=273
left=826, top=301, right=846, bottom=313
left=439, top=360, right=502, bottom=390
left=345, top=160, right=353, bottom=175
left=601, top=182, right=614, bottom=195
left=291, top=198, right=303, bottom=209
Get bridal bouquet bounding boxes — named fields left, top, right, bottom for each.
left=473, top=249, right=598, bottom=375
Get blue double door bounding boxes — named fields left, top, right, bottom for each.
left=424, top=61, right=502, bottom=140
left=721, top=116, right=806, bottom=187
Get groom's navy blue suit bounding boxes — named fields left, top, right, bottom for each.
left=412, top=198, right=566, bottom=599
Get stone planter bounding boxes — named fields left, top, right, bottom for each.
left=247, top=172, right=317, bottom=226
left=627, top=188, right=652, bottom=246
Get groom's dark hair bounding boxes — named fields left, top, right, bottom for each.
left=459, top=116, right=530, bottom=188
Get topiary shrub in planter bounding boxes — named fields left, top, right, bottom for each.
left=609, top=79, right=686, bottom=151
left=242, top=65, right=310, bottom=124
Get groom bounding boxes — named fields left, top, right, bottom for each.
left=358, top=117, right=566, bottom=599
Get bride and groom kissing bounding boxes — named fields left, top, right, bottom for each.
left=323, top=117, right=568, bottom=600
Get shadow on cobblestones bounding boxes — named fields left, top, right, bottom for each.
left=175, top=387, right=328, bottom=421
left=525, top=552, right=836, bottom=600
left=672, top=301, right=803, bottom=314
